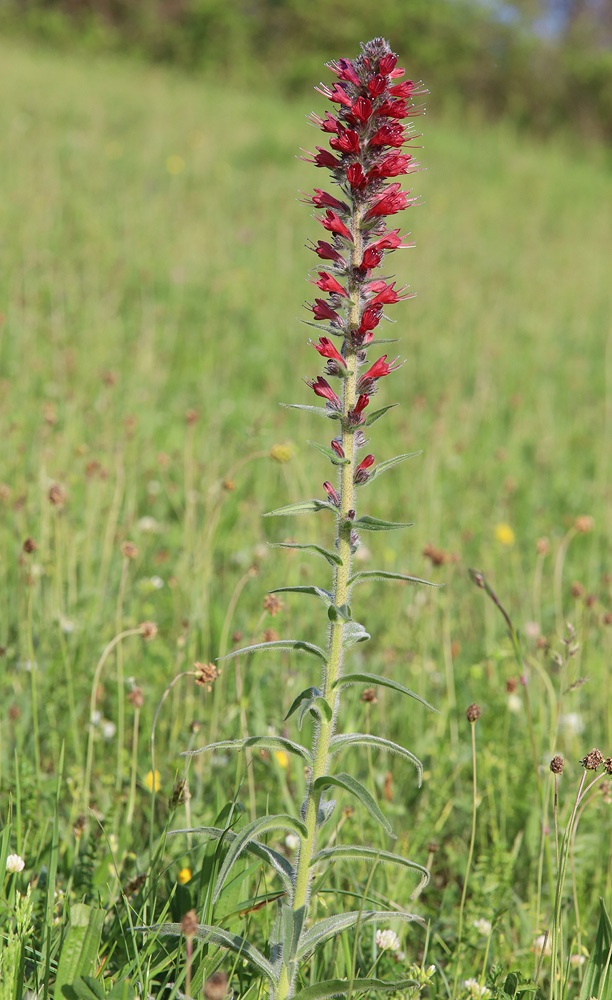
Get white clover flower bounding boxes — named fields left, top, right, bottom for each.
left=508, top=693, right=523, bottom=714
left=559, top=712, right=584, bottom=734
left=285, top=834, right=300, bottom=852
left=534, top=933, right=552, bottom=956
left=473, top=918, right=493, bottom=937
left=570, top=954, right=586, bottom=967
left=462, top=979, right=491, bottom=999
left=6, top=854, right=25, bottom=873
left=137, top=516, right=160, bottom=533
left=150, top=576, right=164, bottom=589
left=375, top=928, right=400, bottom=952
left=101, top=720, right=116, bottom=740
left=90, top=710, right=102, bottom=726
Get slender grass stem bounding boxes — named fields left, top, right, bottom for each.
left=452, top=718, right=479, bottom=997
left=115, top=555, right=130, bottom=793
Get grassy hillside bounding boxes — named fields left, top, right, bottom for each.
left=1, top=39, right=612, bottom=997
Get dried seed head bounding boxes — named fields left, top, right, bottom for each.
left=185, top=408, right=199, bottom=426
left=427, top=840, right=439, bottom=854
left=571, top=581, right=584, bottom=599
left=466, top=703, right=481, bottom=723
left=0, top=484, right=12, bottom=502
left=140, top=621, right=158, bottom=640
left=423, top=542, right=447, bottom=566
left=232, top=631, right=243, bottom=644
left=603, top=758, right=612, bottom=776
left=121, top=541, right=138, bottom=559
left=361, top=687, right=377, bottom=703
left=223, top=478, right=235, bottom=491
left=580, top=747, right=604, bottom=770
left=169, top=778, right=191, bottom=807
left=23, top=537, right=37, bottom=554
left=506, top=677, right=518, bottom=694
left=603, top=612, right=612, bottom=626
left=550, top=755, right=564, bottom=774
left=262, top=628, right=280, bottom=643
left=48, top=483, right=66, bottom=507
left=128, top=687, right=144, bottom=708
left=585, top=593, right=597, bottom=608
left=574, top=515, right=594, bottom=534
left=194, top=662, right=219, bottom=690
left=204, top=971, right=229, bottom=1000
left=536, top=536, right=550, bottom=555
left=181, top=909, right=198, bottom=939
left=536, top=636, right=548, bottom=650
left=190, top=720, right=202, bottom=734
left=263, top=594, right=284, bottom=616
left=72, top=814, right=86, bottom=837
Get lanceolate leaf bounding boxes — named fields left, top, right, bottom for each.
left=329, top=733, right=423, bottom=786
left=308, top=440, right=351, bottom=464
left=310, top=846, right=430, bottom=897
left=347, top=569, right=440, bottom=588
left=263, top=498, right=337, bottom=517
left=219, top=639, right=327, bottom=663
left=168, top=826, right=295, bottom=893
left=341, top=621, right=370, bottom=648
left=579, top=897, right=612, bottom=1000
left=291, top=977, right=418, bottom=1000
left=183, top=736, right=312, bottom=765
left=352, top=515, right=414, bottom=532
left=313, top=773, right=394, bottom=838
left=297, top=908, right=425, bottom=961
left=138, top=922, right=275, bottom=983
left=280, top=403, right=340, bottom=420
left=284, top=687, right=333, bottom=729
left=362, top=451, right=421, bottom=485
left=334, top=673, right=438, bottom=713
left=364, top=403, right=398, bottom=426
left=269, top=585, right=334, bottom=605
left=213, top=814, right=307, bottom=903
left=269, top=541, right=343, bottom=567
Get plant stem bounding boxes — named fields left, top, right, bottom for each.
left=452, top=719, right=479, bottom=997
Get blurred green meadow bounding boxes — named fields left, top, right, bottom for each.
left=1, top=36, right=612, bottom=998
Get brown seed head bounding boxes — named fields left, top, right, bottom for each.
left=194, top=661, right=219, bottom=690
left=128, top=687, right=144, bottom=708
left=169, top=777, right=191, bottom=807
left=574, top=515, right=594, bottom=534
left=185, top=408, right=199, bottom=425
left=585, top=593, right=597, bottom=608
left=536, top=636, right=548, bottom=650
left=121, top=541, right=138, bottom=559
left=423, top=542, right=447, bottom=566
left=44, top=402, right=57, bottom=425
left=140, top=621, right=158, bottom=640
left=262, top=628, right=280, bottom=643
left=550, top=755, right=564, bottom=774
left=23, top=537, right=37, bottom=554
left=361, top=687, right=377, bottom=703
left=603, top=612, right=612, bottom=626
left=466, top=703, right=481, bottom=723
left=570, top=581, right=584, bottom=599
left=427, top=840, right=439, bottom=854
left=232, top=631, right=243, bottom=645
left=190, top=720, right=202, bottom=734
left=603, top=758, right=612, bottom=776
left=580, top=747, right=604, bottom=771
left=0, top=484, right=12, bottom=503
left=9, top=704, right=20, bottom=720
left=204, top=971, right=229, bottom=1000
left=48, top=483, right=66, bottom=508
left=181, top=909, right=198, bottom=939
left=223, top=479, right=235, bottom=491
left=506, top=677, right=518, bottom=694
left=72, top=814, right=87, bottom=837
left=263, top=594, right=284, bottom=616
left=536, top=536, right=550, bottom=556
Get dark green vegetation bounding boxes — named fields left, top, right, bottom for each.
left=1, top=37, right=612, bottom=999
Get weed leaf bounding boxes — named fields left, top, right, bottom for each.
left=219, top=639, right=328, bottom=663
left=329, top=733, right=423, bottom=786
left=333, top=672, right=438, bottom=713
left=313, top=773, right=394, bottom=837
left=352, top=515, right=413, bottom=531
left=269, top=541, right=343, bottom=566
left=183, top=736, right=312, bottom=765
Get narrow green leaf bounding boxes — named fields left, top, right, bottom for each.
left=138, top=922, right=275, bottom=983
left=219, top=639, right=327, bottom=663
left=284, top=687, right=333, bottom=729
left=183, top=736, right=312, bottom=765
left=292, top=976, right=417, bottom=1000
left=360, top=337, right=400, bottom=346
left=54, top=904, right=105, bottom=1000
left=168, top=826, right=295, bottom=893
left=297, top=909, right=424, bottom=961
left=311, top=846, right=430, bottom=896
left=263, top=498, right=337, bottom=517
left=328, top=603, right=352, bottom=623
left=348, top=569, right=440, bottom=588
left=362, top=451, right=422, bottom=486
left=307, top=441, right=351, bottom=465
left=280, top=403, right=340, bottom=419
left=352, top=515, right=413, bottom=532
left=334, top=673, right=438, bottom=714
left=579, top=897, right=612, bottom=1000
left=61, top=978, right=105, bottom=1000
left=269, top=585, right=333, bottom=605
left=329, top=733, right=423, bottom=786
left=269, top=541, right=342, bottom=567
left=298, top=319, right=342, bottom=336
left=342, top=621, right=370, bottom=648
left=213, top=814, right=307, bottom=903
left=365, top=403, right=398, bottom=426
left=106, top=984, right=136, bottom=1000
left=313, top=773, right=394, bottom=837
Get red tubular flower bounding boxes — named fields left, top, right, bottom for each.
left=312, top=241, right=346, bottom=265
left=346, top=163, right=367, bottom=189
left=365, top=183, right=409, bottom=219
left=348, top=394, right=370, bottom=425
left=367, top=281, right=413, bottom=306
left=312, top=147, right=342, bottom=169
left=311, top=338, right=345, bottom=365
left=350, top=97, right=372, bottom=123
left=323, top=481, right=340, bottom=506
left=354, top=454, right=375, bottom=484
left=318, top=210, right=353, bottom=242
left=331, top=439, right=345, bottom=459
left=312, top=298, right=343, bottom=326
left=329, top=129, right=360, bottom=155
left=306, top=376, right=342, bottom=410
left=361, top=355, right=402, bottom=381
left=313, top=272, right=348, bottom=298
left=369, top=124, right=406, bottom=148
left=358, top=304, right=383, bottom=335
left=310, top=189, right=349, bottom=212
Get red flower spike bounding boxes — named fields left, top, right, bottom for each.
left=306, top=376, right=341, bottom=409
left=323, top=481, right=340, bottom=506
left=311, top=338, right=345, bottom=365
left=329, top=58, right=361, bottom=87
left=351, top=97, right=373, bottom=123
left=313, top=147, right=342, bottom=169
left=367, top=281, right=413, bottom=306
left=327, top=84, right=354, bottom=108
left=313, top=241, right=346, bottom=265
left=358, top=454, right=375, bottom=470
left=379, top=53, right=398, bottom=75
left=311, top=111, right=341, bottom=133
left=312, top=299, right=343, bottom=325
left=331, top=439, right=345, bottom=459
left=314, top=272, right=349, bottom=298
left=366, top=229, right=404, bottom=254
left=368, top=74, right=386, bottom=97
left=348, top=394, right=370, bottom=425
left=346, top=163, right=367, bottom=189
left=365, top=185, right=409, bottom=220
left=330, top=130, right=360, bottom=155
left=360, top=247, right=384, bottom=270
left=370, top=124, right=406, bottom=148
left=366, top=153, right=414, bottom=181
left=318, top=210, right=353, bottom=242
left=389, top=82, right=416, bottom=98
left=358, top=305, right=383, bottom=335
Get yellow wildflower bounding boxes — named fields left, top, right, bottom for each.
left=177, top=868, right=192, bottom=885
left=144, top=769, right=161, bottom=792
left=274, top=750, right=289, bottom=769
left=494, top=523, right=515, bottom=547
left=270, top=444, right=292, bottom=464
left=166, top=155, right=185, bottom=175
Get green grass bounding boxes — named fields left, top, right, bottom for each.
left=1, top=38, right=612, bottom=999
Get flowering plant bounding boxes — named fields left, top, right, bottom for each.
left=145, top=37, right=437, bottom=1000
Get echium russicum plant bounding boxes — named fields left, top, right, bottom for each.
left=146, top=38, right=438, bottom=1000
